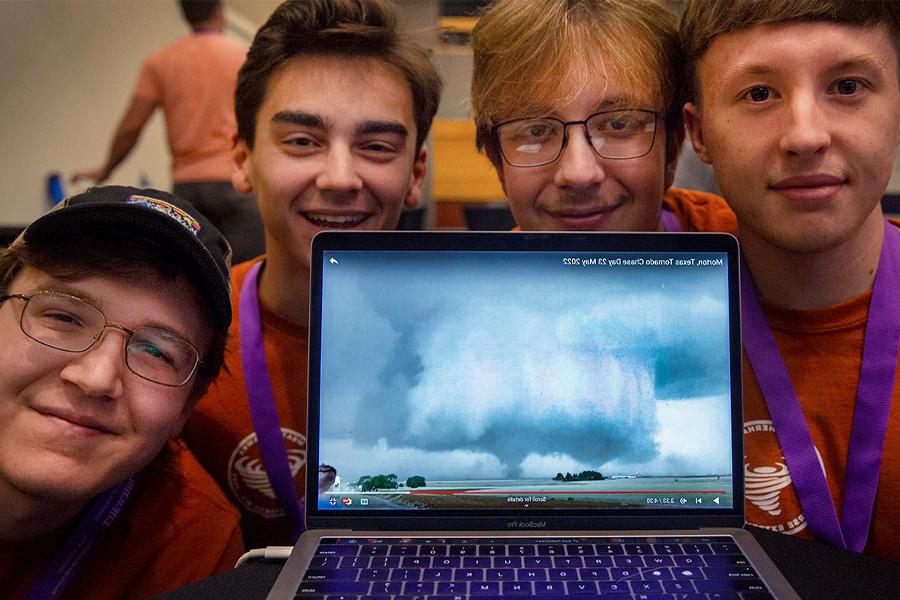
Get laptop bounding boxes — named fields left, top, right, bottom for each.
left=269, top=231, right=798, bottom=599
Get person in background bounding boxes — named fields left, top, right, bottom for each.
left=0, top=186, right=242, bottom=597
left=180, top=0, right=443, bottom=548
left=681, top=0, right=900, bottom=562
left=470, top=0, right=736, bottom=234
left=71, top=0, right=264, bottom=263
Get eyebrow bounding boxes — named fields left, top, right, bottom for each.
left=357, top=121, right=409, bottom=138
left=271, top=111, right=409, bottom=139
left=271, top=111, right=326, bottom=129
left=827, top=54, right=891, bottom=76
left=726, top=53, right=890, bottom=80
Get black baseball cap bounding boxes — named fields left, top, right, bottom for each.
left=15, top=185, right=232, bottom=328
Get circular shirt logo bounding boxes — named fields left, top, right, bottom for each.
left=227, top=428, right=307, bottom=518
left=744, top=419, right=822, bottom=535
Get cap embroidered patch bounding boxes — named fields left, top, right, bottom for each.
left=126, top=194, right=201, bottom=236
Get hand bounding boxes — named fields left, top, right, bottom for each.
left=70, top=167, right=109, bottom=185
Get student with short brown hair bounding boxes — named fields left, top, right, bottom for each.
left=681, top=0, right=900, bottom=562
left=182, top=0, right=443, bottom=549
left=470, top=0, right=736, bottom=233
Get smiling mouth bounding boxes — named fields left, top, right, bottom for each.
left=302, top=212, right=371, bottom=228
left=37, top=407, right=116, bottom=436
left=548, top=204, right=622, bottom=229
left=769, top=175, right=846, bottom=202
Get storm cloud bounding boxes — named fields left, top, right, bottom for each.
left=319, top=252, right=733, bottom=482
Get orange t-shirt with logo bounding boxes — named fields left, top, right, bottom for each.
left=0, top=440, right=243, bottom=599
left=182, top=257, right=308, bottom=549
left=743, top=273, right=900, bottom=564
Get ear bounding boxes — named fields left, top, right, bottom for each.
left=405, top=146, right=428, bottom=209
left=231, top=137, right=254, bottom=194
left=683, top=102, right=712, bottom=165
left=664, top=126, right=686, bottom=189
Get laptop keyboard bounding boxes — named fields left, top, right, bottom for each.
left=293, top=535, right=775, bottom=599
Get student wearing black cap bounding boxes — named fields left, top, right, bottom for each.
left=0, top=186, right=242, bottom=597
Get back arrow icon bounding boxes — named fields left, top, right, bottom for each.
left=330, top=257, right=338, bottom=265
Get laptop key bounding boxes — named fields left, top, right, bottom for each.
left=704, top=554, right=750, bottom=567
left=508, top=544, right=536, bottom=556
left=566, top=543, right=596, bottom=556
left=296, top=582, right=368, bottom=594
left=479, top=544, right=506, bottom=556
left=614, top=555, right=644, bottom=567
left=420, top=544, right=448, bottom=556
left=552, top=556, right=583, bottom=568
left=436, top=581, right=466, bottom=594
left=663, top=580, right=696, bottom=592
left=583, top=556, right=614, bottom=567
left=302, top=569, right=359, bottom=581
left=524, top=557, right=551, bottom=568
left=423, top=568, right=453, bottom=581
left=470, top=581, right=500, bottom=594
left=485, top=568, right=515, bottom=580
left=536, top=544, right=564, bottom=556
left=578, top=567, right=611, bottom=580
left=357, top=568, right=388, bottom=581
left=495, top=557, right=523, bottom=568
left=501, top=581, right=533, bottom=595
left=369, top=581, right=401, bottom=595
left=673, top=555, right=706, bottom=567
left=450, top=544, right=477, bottom=556
left=695, top=578, right=768, bottom=593
left=315, top=545, right=359, bottom=557
left=462, top=557, right=491, bottom=568
left=566, top=581, right=599, bottom=594
left=702, top=566, right=758, bottom=579
left=433, top=556, right=461, bottom=568
left=402, top=581, right=435, bottom=595
left=534, top=581, right=565, bottom=593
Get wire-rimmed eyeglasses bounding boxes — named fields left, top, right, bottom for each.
left=1, top=291, right=201, bottom=387
left=493, top=109, right=660, bottom=168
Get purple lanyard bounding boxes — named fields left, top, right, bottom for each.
left=660, top=208, right=682, bottom=233
left=239, top=261, right=305, bottom=540
left=741, top=221, right=900, bottom=552
left=24, top=477, right=134, bottom=600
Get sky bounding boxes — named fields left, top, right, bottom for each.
left=318, top=251, right=733, bottom=483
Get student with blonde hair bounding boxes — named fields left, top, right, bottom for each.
left=470, top=0, right=735, bottom=233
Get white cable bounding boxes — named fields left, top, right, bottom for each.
left=234, top=545, right=293, bottom=569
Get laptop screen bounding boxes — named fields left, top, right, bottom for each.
left=308, top=232, right=742, bottom=528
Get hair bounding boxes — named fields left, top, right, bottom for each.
left=0, top=230, right=226, bottom=401
left=235, top=0, right=443, bottom=153
left=471, top=0, right=683, bottom=169
left=179, top=0, right=220, bottom=26
left=681, top=0, right=900, bottom=102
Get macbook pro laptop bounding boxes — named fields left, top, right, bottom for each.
left=269, top=231, right=798, bottom=599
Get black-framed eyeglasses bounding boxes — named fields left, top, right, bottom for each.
left=493, top=109, right=660, bottom=168
left=1, top=291, right=201, bottom=387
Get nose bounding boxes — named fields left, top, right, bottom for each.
left=59, top=328, right=126, bottom=399
left=779, top=93, right=831, bottom=157
left=316, top=145, right=364, bottom=193
left=553, top=125, right=607, bottom=189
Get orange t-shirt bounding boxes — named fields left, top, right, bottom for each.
left=0, top=440, right=243, bottom=599
left=182, top=257, right=309, bottom=549
left=133, top=32, right=247, bottom=183
left=742, top=223, right=900, bottom=564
